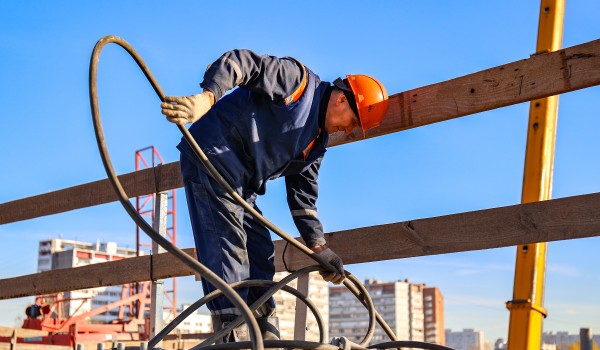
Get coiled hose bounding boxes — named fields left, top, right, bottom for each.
left=89, top=35, right=455, bottom=350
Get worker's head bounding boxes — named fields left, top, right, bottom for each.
left=326, top=74, right=389, bottom=137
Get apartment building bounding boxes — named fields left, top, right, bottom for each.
left=272, top=271, right=329, bottom=341
left=37, top=238, right=141, bottom=323
left=445, top=328, right=487, bottom=350
left=329, top=279, right=428, bottom=344
left=423, top=287, right=445, bottom=345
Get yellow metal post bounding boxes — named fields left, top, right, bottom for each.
left=506, top=1, right=564, bottom=349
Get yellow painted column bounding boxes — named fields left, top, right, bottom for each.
left=506, top=1, right=564, bottom=349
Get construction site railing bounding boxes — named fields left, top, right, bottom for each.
left=1, top=38, right=599, bottom=300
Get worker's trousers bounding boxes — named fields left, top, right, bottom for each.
left=180, top=153, right=276, bottom=316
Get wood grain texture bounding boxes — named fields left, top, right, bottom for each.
left=0, top=248, right=197, bottom=300
left=329, top=38, right=600, bottom=145
left=1, top=192, right=598, bottom=299
left=1, top=39, right=599, bottom=225
left=0, top=162, right=181, bottom=224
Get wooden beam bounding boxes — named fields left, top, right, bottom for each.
left=0, top=327, right=48, bottom=338
left=1, top=39, right=599, bottom=225
left=0, top=248, right=199, bottom=300
left=0, top=345, right=69, bottom=350
left=1, top=191, right=599, bottom=300
left=0, top=162, right=181, bottom=225
left=330, top=38, right=600, bottom=145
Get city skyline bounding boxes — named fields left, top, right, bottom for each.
left=7, top=235, right=599, bottom=348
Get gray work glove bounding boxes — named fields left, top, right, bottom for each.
left=161, top=90, right=214, bottom=125
left=317, top=248, right=345, bottom=284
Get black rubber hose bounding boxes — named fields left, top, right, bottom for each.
left=88, top=35, right=263, bottom=350
left=369, top=341, right=456, bottom=350
left=194, top=271, right=378, bottom=349
left=199, top=340, right=339, bottom=350
left=150, top=266, right=327, bottom=349
left=197, top=266, right=326, bottom=347
left=89, top=35, right=453, bottom=350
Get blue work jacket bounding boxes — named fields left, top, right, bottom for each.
left=177, top=50, right=330, bottom=247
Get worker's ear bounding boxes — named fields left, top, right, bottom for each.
left=336, top=90, right=347, bottom=105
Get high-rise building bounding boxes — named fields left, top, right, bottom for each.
left=423, top=287, right=445, bottom=345
left=37, top=238, right=142, bottom=323
left=329, top=279, right=428, bottom=345
left=445, top=328, right=487, bottom=350
left=38, top=239, right=139, bottom=272
left=272, top=271, right=329, bottom=341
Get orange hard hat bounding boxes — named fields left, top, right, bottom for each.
left=345, top=74, right=389, bottom=132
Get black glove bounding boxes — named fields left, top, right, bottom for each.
left=317, top=248, right=345, bottom=284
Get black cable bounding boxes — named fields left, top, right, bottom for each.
left=281, top=241, right=295, bottom=273
left=198, top=340, right=339, bottom=350
left=89, top=35, right=263, bottom=350
left=369, top=341, right=456, bottom=350
left=90, top=35, right=455, bottom=350
left=149, top=266, right=327, bottom=349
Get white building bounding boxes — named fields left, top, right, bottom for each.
left=37, top=238, right=142, bottom=323
left=273, top=271, right=329, bottom=341
left=542, top=331, right=579, bottom=348
left=542, top=331, right=600, bottom=349
left=329, top=279, right=426, bottom=345
left=445, top=328, right=487, bottom=350
left=164, top=305, right=212, bottom=335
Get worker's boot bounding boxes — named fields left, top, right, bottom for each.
left=211, top=314, right=280, bottom=346
left=256, top=316, right=280, bottom=341
left=211, top=314, right=250, bottom=343
left=257, top=316, right=282, bottom=350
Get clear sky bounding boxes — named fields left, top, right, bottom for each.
left=1, top=0, right=599, bottom=344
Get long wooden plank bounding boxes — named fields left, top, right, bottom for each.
left=1, top=39, right=599, bottom=225
left=1, top=191, right=599, bottom=299
left=0, top=162, right=181, bottom=225
left=278, top=191, right=600, bottom=270
left=0, top=248, right=199, bottom=300
left=0, top=327, right=48, bottom=338
left=0, top=345, right=69, bottom=350
left=330, top=38, right=600, bottom=145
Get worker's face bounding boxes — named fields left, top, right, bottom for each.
left=325, top=91, right=360, bottom=135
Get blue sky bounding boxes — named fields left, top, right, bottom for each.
left=1, top=0, right=599, bottom=344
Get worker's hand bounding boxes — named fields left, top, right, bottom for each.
left=313, top=246, right=345, bottom=284
left=161, top=90, right=215, bottom=125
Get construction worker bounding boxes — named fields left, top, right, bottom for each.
left=161, top=49, right=389, bottom=342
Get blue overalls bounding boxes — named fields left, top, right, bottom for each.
left=177, top=50, right=330, bottom=316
